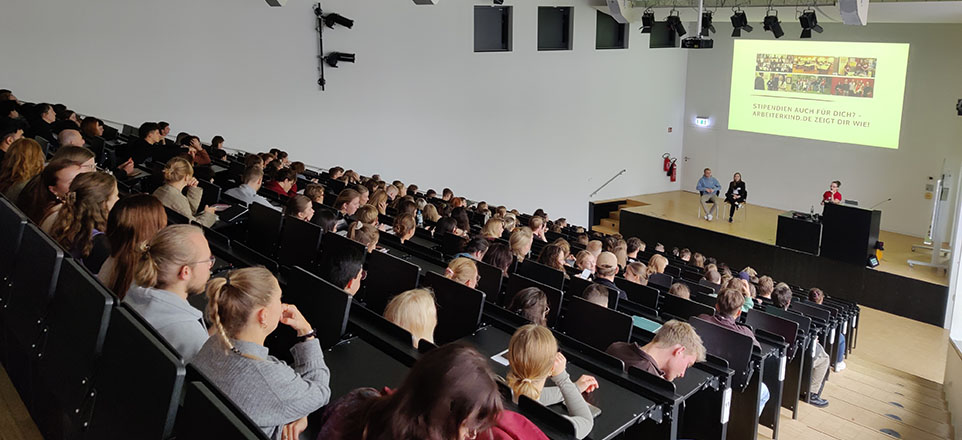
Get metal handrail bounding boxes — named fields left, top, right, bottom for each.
left=590, top=169, right=627, bottom=198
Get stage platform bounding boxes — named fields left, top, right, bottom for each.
left=589, top=191, right=950, bottom=326
left=595, top=190, right=948, bottom=286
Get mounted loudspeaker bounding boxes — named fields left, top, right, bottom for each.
left=265, top=0, right=288, bottom=6
left=839, top=0, right=869, bottom=25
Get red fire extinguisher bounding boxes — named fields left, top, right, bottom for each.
left=668, top=158, right=677, bottom=182
left=663, top=153, right=671, bottom=172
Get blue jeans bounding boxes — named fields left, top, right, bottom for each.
left=758, top=383, right=770, bottom=416
left=837, top=332, right=846, bottom=364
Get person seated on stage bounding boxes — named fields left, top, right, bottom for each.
left=756, top=275, right=774, bottom=304
left=696, top=167, right=722, bottom=221
left=593, top=252, right=626, bottom=301
left=506, top=324, right=598, bottom=440
left=582, top=284, right=610, bottom=308
left=668, top=282, right=690, bottom=300
left=384, top=288, right=437, bottom=349
left=624, top=262, right=648, bottom=286
left=586, top=240, right=603, bottom=259
left=679, top=248, right=691, bottom=263
left=445, top=257, right=480, bottom=289
left=692, top=252, right=705, bottom=268
left=626, top=237, right=645, bottom=262
left=529, top=215, right=548, bottom=243
left=318, top=243, right=365, bottom=296
left=263, top=167, right=297, bottom=199
left=191, top=267, right=330, bottom=440
left=537, top=244, right=569, bottom=278
left=605, top=320, right=706, bottom=380
left=510, top=227, right=534, bottom=263
left=483, top=242, right=513, bottom=277
left=725, top=172, right=748, bottom=222
left=284, top=195, right=315, bottom=222
left=124, top=225, right=212, bottom=360
left=809, top=287, right=846, bottom=372
left=393, top=212, right=417, bottom=245
left=822, top=180, right=842, bottom=205
left=773, top=284, right=831, bottom=407
left=574, top=250, right=596, bottom=279
left=507, top=287, right=549, bottom=326
left=153, top=157, right=218, bottom=227
left=697, top=287, right=770, bottom=415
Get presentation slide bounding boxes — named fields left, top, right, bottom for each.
left=728, top=40, right=909, bottom=149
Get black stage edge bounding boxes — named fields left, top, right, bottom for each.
left=618, top=210, right=947, bottom=327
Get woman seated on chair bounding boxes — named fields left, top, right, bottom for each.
left=724, top=172, right=747, bottom=223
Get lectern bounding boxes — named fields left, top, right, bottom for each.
left=820, top=203, right=881, bottom=266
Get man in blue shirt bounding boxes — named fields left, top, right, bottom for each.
left=696, top=168, right=721, bottom=221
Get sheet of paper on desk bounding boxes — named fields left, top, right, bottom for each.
left=491, top=349, right=510, bottom=366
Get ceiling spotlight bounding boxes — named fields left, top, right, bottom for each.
left=700, top=11, right=715, bottom=37
left=763, top=10, right=784, bottom=39
left=640, top=9, right=655, bottom=34
left=730, top=9, right=753, bottom=37
left=666, top=9, right=687, bottom=38
left=324, top=13, right=354, bottom=29
left=325, top=52, right=355, bottom=68
left=799, top=10, right=823, bottom=38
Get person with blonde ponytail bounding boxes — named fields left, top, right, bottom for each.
left=191, top=267, right=330, bottom=440
left=152, top=156, right=217, bottom=227
left=506, top=324, right=597, bottom=439
left=647, top=254, right=668, bottom=276
left=347, top=222, right=379, bottom=252
left=445, top=257, right=479, bottom=289
left=123, top=224, right=213, bottom=360
left=43, top=171, right=119, bottom=271
left=98, top=194, right=168, bottom=298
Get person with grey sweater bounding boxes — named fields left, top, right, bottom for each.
left=506, top=324, right=598, bottom=439
left=190, top=268, right=331, bottom=440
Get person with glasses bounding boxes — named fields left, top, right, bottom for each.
left=124, top=224, right=214, bottom=360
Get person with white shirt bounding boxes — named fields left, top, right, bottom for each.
left=225, top=166, right=279, bottom=210
left=124, top=224, right=213, bottom=360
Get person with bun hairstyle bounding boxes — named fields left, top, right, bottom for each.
left=393, top=212, right=416, bottom=245
left=153, top=157, right=217, bottom=227
left=124, top=224, right=212, bottom=360
left=347, top=221, right=380, bottom=252
left=506, top=324, right=598, bottom=439
left=445, top=257, right=479, bottom=289
left=191, top=267, right=331, bottom=440
left=383, top=288, right=437, bottom=348
left=506, top=287, right=549, bottom=326
left=99, top=194, right=168, bottom=298
left=43, top=171, right=119, bottom=271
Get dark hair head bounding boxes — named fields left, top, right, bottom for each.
left=16, top=159, right=77, bottom=224
left=832, top=180, right=841, bottom=187
left=241, top=166, right=264, bottom=185
left=313, top=209, right=337, bottom=234
left=80, top=117, right=103, bottom=138
left=284, top=195, right=313, bottom=219
left=481, top=243, right=512, bottom=275
left=138, top=122, right=159, bottom=139
left=396, top=199, right=417, bottom=217
left=507, top=287, right=548, bottom=326
left=319, top=243, right=365, bottom=290
left=274, top=167, right=296, bottom=183
left=334, top=188, right=361, bottom=212
left=290, top=161, right=306, bottom=174
left=435, top=217, right=458, bottom=235
left=211, top=136, right=224, bottom=148
left=773, top=284, right=793, bottom=309
left=157, top=121, right=170, bottom=130
left=0, top=116, right=24, bottom=141
left=450, top=207, right=470, bottom=231
left=626, top=237, right=643, bottom=254
left=104, top=194, right=168, bottom=297
left=463, top=236, right=490, bottom=255
left=537, top=244, right=565, bottom=270
left=714, top=287, right=745, bottom=317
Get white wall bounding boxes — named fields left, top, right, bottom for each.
left=946, top=341, right=962, bottom=440
left=681, top=22, right=962, bottom=237
left=0, top=0, right=690, bottom=227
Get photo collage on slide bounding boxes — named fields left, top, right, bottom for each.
left=754, top=54, right=876, bottom=98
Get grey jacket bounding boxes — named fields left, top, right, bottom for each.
left=153, top=184, right=218, bottom=227
left=123, top=285, right=209, bottom=361
left=190, top=337, right=331, bottom=440
left=224, top=184, right=279, bottom=211
left=538, top=370, right=594, bottom=439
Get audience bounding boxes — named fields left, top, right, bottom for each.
left=482, top=242, right=513, bottom=277
left=0, top=117, right=25, bottom=164
left=334, top=188, right=361, bottom=219
left=624, top=262, right=648, bottom=286
left=125, top=224, right=212, bottom=360
left=581, top=284, right=610, bottom=308
left=347, top=222, right=380, bottom=252
left=509, top=227, right=534, bottom=263
left=537, top=244, right=569, bottom=277
left=118, top=122, right=162, bottom=166
left=383, top=288, right=437, bottom=349
left=506, top=324, right=597, bottom=439
left=393, top=212, right=417, bottom=245
left=303, top=183, right=325, bottom=205
left=319, top=244, right=365, bottom=296
left=224, top=166, right=276, bottom=209
left=284, top=195, right=315, bottom=222
left=756, top=275, right=774, bottom=304
left=606, top=320, right=706, bottom=380
left=263, top=167, right=297, bottom=199
left=43, top=171, right=118, bottom=271
left=773, top=284, right=831, bottom=407
left=0, top=138, right=44, bottom=201
left=809, top=287, right=846, bottom=372
left=574, top=250, right=596, bottom=279
left=192, top=267, right=330, bottom=439
left=507, top=287, right=549, bottom=326
left=593, top=252, right=626, bottom=300
left=99, top=194, right=168, bottom=298
left=668, top=282, right=690, bottom=300
left=647, top=254, right=668, bottom=275
left=445, top=257, right=480, bottom=289
left=529, top=216, right=548, bottom=242
left=454, top=236, right=489, bottom=261
left=16, top=158, right=85, bottom=224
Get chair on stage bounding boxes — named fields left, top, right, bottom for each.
left=725, top=200, right=749, bottom=222
left=696, top=197, right=717, bottom=220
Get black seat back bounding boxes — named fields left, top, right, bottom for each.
left=37, top=258, right=115, bottom=409
left=505, top=274, right=563, bottom=327
left=196, top=179, right=222, bottom=208
left=559, top=296, right=633, bottom=352
left=320, top=231, right=368, bottom=267
left=246, top=203, right=283, bottom=257
left=440, top=232, right=467, bottom=257
left=176, top=378, right=269, bottom=440
left=277, top=217, right=322, bottom=268
left=615, top=277, right=660, bottom=309
left=283, top=266, right=351, bottom=349
left=0, top=196, right=27, bottom=279
left=690, top=316, right=754, bottom=390
left=2, top=224, right=64, bottom=350
left=86, top=305, right=185, bottom=439
left=660, top=294, right=714, bottom=321
left=474, top=259, right=504, bottom=304
left=648, top=272, right=673, bottom=289
left=745, top=310, right=799, bottom=358
left=420, top=272, right=485, bottom=344
left=361, top=249, right=420, bottom=315
left=518, top=260, right=565, bottom=291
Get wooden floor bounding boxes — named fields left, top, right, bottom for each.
left=602, top=191, right=949, bottom=286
